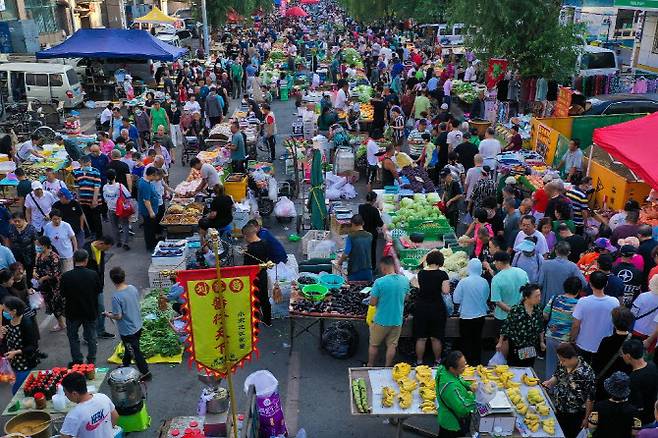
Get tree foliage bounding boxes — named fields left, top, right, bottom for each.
left=446, top=0, right=583, bottom=81
left=193, top=0, right=272, bottom=27
left=338, top=0, right=446, bottom=23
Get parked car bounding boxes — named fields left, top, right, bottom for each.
left=583, top=93, right=658, bottom=115
left=172, top=8, right=192, bottom=19
left=183, top=18, right=201, bottom=38
left=0, top=63, right=83, bottom=108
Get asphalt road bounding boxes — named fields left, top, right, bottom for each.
left=0, top=96, right=449, bottom=437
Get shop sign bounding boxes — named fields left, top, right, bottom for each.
left=178, top=266, right=261, bottom=377
left=614, top=0, right=658, bottom=9
left=554, top=87, right=573, bottom=118
left=535, top=122, right=552, bottom=159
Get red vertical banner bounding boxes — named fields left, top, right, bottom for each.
left=178, top=265, right=261, bottom=377
left=554, top=86, right=573, bottom=118
left=486, top=58, right=508, bottom=89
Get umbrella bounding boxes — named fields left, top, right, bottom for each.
left=310, top=148, right=327, bottom=230
left=133, top=6, right=177, bottom=24
left=286, top=6, right=308, bottom=17
left=301, top=0, right=319, bottom=4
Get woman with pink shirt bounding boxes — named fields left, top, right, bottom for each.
left=98, top=132, right=115, bottom=155
left=462, top=208, right=494, bottom=258
left=615, top=236, right=645, bottom=272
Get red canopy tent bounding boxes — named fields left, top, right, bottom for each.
left=301, top=0, right=320, bottom=4
left=592, top=111, right=658, bottom=190
left=286, top=6, right=308, bottom=17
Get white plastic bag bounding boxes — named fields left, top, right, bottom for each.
left=243, top=370, right=288, bottom=437
left=274, top=196, right=296, bottom=218
left=268, top=177, right=278, bottom=202
left=28, top=292, right=44, bottom=310
left=326, top=187, right=341, bottom=200
left=575, top=429, right=589, bottom=438
left=488, top=351, right=507, bottom=366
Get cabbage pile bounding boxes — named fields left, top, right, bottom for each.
left=353, top=85, right=373, bottom=103
left=440, top=247, right=470, bottom=278
left=342, top=48, right=363, bottom=68
left=269, top=49, right=287, bottom=62
left=389, top=193, right=443, bottom=229
left=452, top=80, right=478, bottom=104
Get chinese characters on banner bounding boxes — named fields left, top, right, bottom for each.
left=178, top=266, right=261, bottom=377
left=554, top=87, right=573, bottom=118
left=486, top=58, right=508, bottom=89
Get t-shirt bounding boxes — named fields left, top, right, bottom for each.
left=16, top=180, right=32, bottom=198
left=444, top=180, right=462, bottom=212
left=630, top=363, right=658, bottom=425
left=543, top=294, right=579, bottom=342
left=503, top=210, right=521, bottom=248
left=490, top=267, right=529, bottom=320
left=257, top=229, right=287, bottom=264
left=564, top=148, right=584, bottom=173
left=43, top=221, right=75, bottom=259
left=209, top=195, right=233, bottom=229
left=464, top=167, right=482, bottom=200
left=572, top=294, right=620, bottom=353
left=564, top=234, right=587, bottom=263
left=335, top=88, right=348, bottom=111
left=107, top=160, right=131, bottom=188
left=508, top=133, right=522, bottom=151
left=479, top=138, right=502, bottom=159
left=111, top=285, right=142, bottom=336
left=454, top=141, right=479, bottom=170
left=43, top=179, right=67, bottom=197
left=592, top=399, right=638, bottom=438
left=102, top=183, right=131, bottom=212
left=52, top=200, right=83, bottom=233
left=137, top=177, right=158, bottom=217
left=231, top=132, right=246, bottom=161
left=566, top=187, right=589, bottom=226
left=73, top=167, right=102, bottom=206
left=513, top=230, right=550, bottom=256
left=201, top=163, right=220, bottom=189
left=17, top=140, right=35, bottom=161
left=612, top=262, right=643, bottom=306
left=631, top=292, right=658, bottom=336
left=366, top=139, right=379, bottom=166
left=371, top=274, right=410, bottom=326
left=60, top=393, right=115, bottom=438
left=446, top=129, right=463, bottom=151
left=25, top=191, right=56, bottom=232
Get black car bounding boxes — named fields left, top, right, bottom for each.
left=583, top=93, right=658, bottom=115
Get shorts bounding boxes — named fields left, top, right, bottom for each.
left=367, top=165, right=378, bottom=185
left=369, top=323, right=402, bottom=348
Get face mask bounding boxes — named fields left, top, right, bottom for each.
left=35, top=246, right=43, bottom=254
left=135, top=110, right=142, bottom=115
left=3, top=311, right=11, bottom=320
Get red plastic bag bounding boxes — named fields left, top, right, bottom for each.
left=115, top=184, right=135, bottom=219
left=0, top=356, right=16, bottom=383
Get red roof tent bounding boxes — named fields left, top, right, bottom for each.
left=286, top=6, right=308, bottom=17
left=592, top=111, right=658, bottom=190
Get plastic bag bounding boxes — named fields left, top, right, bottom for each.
left=488, top=351, right=507, bottom=367
left=28, top=292, right=44, bottom=310
left=243, top=370, right=288, bottom=438
left=0, top=357, right=15, bottom=383
left=321, top=322, right=359, bottom=359
left=274, top=196, right=296, bottom=218
left=442, top=293, right=454, bottom=316
left=575, top=429, right=589, bottom=438
left=268, top=176, right=278, bottom=202
left=476, top=381, right=498, bottom=405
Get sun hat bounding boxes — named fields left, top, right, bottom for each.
left=31, top=181, right=43, bottom=190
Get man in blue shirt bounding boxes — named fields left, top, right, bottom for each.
left=229, top=122, right=246, bottom=173
left=137, top=167, right=161, bottom=252
left=391, top=57, right=404, bottom=78
left=121, top=118, right=139, bottom=144
left=247, top=219, right=287, bottom=264
left=87, top=145, right=110, bottom=185
left=0, top=241, right=16, bottom=270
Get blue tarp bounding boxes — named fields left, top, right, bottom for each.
left=36, top=29, right=188, bottom=61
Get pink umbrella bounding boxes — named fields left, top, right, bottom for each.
left=285, top=6, right=308, bottom=17
left=301, top=0, right=319, bottom=4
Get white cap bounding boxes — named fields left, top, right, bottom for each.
left=440, top=103, right=449, bottom=110
left=31, top=181, right=43, bottom=190
left=505, top=176, right=517, bottom=185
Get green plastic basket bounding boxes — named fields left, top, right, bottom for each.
left=390, top=229, right=408, bottom=239
left=301, top=284, right=329, bottom=302
left=408, top=217, right=450, bottom=229
left=400, top=257, right=421, bottom=269
left=398, top=247, right=431, bottom=259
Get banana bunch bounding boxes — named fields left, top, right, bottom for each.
left=497, top=370, right=520, bottom=389
left=493, top=365, right=510, bottom=375
left=392, top=362, right=411, bottom=381
left=463, top=365, right=476, bottom=378
left=542, top=418, right=556, bottom=435
left=526, top=388, right=545, bottom=406
left=415, top=365, right=434, bottom=388
left=419, top=387, right=436, bottom=401
left=522, top=373, right=540, bottom=386
left=397, top=377, right=418, bottom=392
left=507, top=389, right=528, bottom=415
left=381, top=386, right=396, bottom=408
left=398, top=390, right=413, bottom=409
left=535, top=402, right=550, bottom=416
left=524, top=412, right=541, bottom=432
left=420, top=400, right=437, bottom=414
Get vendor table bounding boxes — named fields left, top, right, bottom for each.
left=2, top=368, right=109, bottom=416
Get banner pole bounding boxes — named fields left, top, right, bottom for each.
left=210, top=229, right=239, bottom=438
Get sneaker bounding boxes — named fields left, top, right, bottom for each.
left=128, top=229, right=136, bottom=236
left=123, top=244, right=131, bottom=251
left=116, top=242, right=123, bottom=248
left=139, top=371, right=152, bottom=382
left=98, top=332, right=115, bottom=339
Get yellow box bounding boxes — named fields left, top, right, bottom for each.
left=224, top=173, right=248, bottom=202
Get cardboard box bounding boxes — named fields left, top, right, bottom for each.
left=330, top=214, right=352, bottom=235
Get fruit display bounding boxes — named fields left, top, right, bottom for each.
left=23, top=365, right=95, bottom=398
left=522, top=373, right=539, bottom=386
left=381, top=386, right=396, bottom=407
left=359, top=102, right=374, bottom=121
left=389, top=193, right=443, bottom=229
left=351, top=378, right=371, bottom=413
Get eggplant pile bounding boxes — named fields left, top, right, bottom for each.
left=400, top=166, right=436, bottom=193
left=291, top=282, right=372, bottom=316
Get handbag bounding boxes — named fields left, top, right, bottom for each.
left=115, top=184, right=135, bottom=219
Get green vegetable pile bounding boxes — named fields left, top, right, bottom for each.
left=352, top=85, right=373, bottom=103
left=388, top=193, right=444, bottom=229
left=268, top=49, right=286, bottom=62
left=452, top=80, right=478, bottom=104
left=138, top=291, right=183, bottom=359
left=341, top=48, right=363, bottom=68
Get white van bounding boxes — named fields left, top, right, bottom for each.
left=577, top=45, right=619, bottom=76
left=417, top=23, right=465, bottom=46
left=0, top=63, right=83, bottom=108
left=156, top=33, right=181, bottom=48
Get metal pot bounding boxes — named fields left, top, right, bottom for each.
left=4, top=411, right=52, bottom=438
left=206, top=387, right=229, bottom=414
left=108, top=367, right=144, bottom=414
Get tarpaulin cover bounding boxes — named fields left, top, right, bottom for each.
left=592, top=111, right=658, bottom=190
left=36, top=29, right=188, bottom=61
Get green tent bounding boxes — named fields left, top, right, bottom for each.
left=310, top=148, right=327, bottom=230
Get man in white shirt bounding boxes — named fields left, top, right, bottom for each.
left=43, top=168, right=68, bottom=197
left=44, top=209, right=77, bottom=272
left=334, top=82, right=349, bottom=112
left=446, top=119, right=463, bottom=152
left=478, top=127, right=502, bottom=170
left=99, top=103, right=113, bottom=128
left=366, top=133, right=381, bottom=192
left=17, top=134, right=45, bottom=161
left=464, top=62, right=477, bottom=82
left=183, top=95, right=201, bottom=114
left=513, top=214, right=550, bottom=256
left=570, top=270, right=620, bottom=361
left=60, top=371, right=118, bottom=438
left=380, top=44, right=393, bottom=63
left=190, top=158, right=220, bottom=194
left=25, top=181, right=56, bottom=232
left=443, top=77, right=453, bottom=108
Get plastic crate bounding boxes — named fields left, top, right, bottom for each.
left=408, top=217, right=450, bottom=229
left=301, top=230, right=331, bottom=255
left=390, top=229, right=408, bottom=239
left=148, top=264, right=174, bottom=290
left=406, top=222, right=454, bottom=241
left=224, top=173, right=248, bottom=201
left=397, top=247, right=430, bottom=259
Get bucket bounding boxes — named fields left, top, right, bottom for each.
left=469, top=119, right=491, bottom=139
left=301, top=284, right=329, bottom=302
left=4, top=411, right=52, bottom=438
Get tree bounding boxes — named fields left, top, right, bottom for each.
left=192, top=0, right=272, bottom=27
left=338, top=0, right=446, bottom=23
left=446, top=0, right=583, bottom=81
